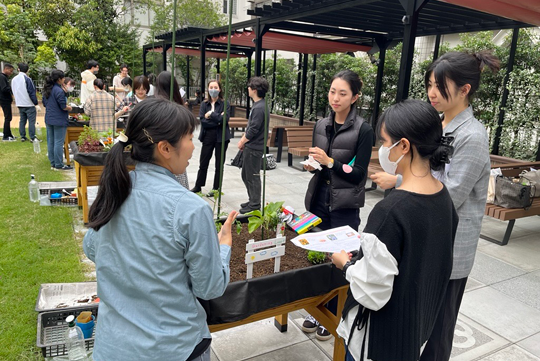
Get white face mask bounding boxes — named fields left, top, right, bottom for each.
left=67, top=86, right=74, bottom=92
left=209, top=89, right=220, bottom=98
left=378, top=140, right=405, bottom=175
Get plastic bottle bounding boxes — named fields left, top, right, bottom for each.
left=28, top=174, right=39, bottom=202
left=36, top=122, right=42, bottom=136
left=33, top=138, right=41, bottom=153
left=64, top=315, right=88, bottom=361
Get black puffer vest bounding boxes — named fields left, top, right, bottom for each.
left=305, top=108, right=367, bottom=212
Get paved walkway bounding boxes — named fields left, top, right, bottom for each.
left=184, top=131, right=540, bottom=361
left=78, top=127, right=540, bottom=361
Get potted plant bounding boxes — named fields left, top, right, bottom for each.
left=246, top=201, right=285, bottom=237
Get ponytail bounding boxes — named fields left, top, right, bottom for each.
left=87, top=98, right=199, bottom=231
left=425, top=51, right=500, bottom=101
left=43, top=69, right=65, bottom=99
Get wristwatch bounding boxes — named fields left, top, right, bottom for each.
left=327, top=158, right=334, bottom=169
left=342, top=261, right=352, bottom=277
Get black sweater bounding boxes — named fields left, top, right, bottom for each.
left=198, top=98, right=231, bottom=143
left=0, top=73, right=12, bottom=104
left=245, top=99, right=267, bottom=150
left=343, top=186, right=458, bottom=361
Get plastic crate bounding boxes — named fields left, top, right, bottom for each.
left=39, top=187, right=78, bottom=207
left=37, top=305, right=98, bottom=357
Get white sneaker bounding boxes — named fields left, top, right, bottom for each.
left=301, top=315, right=319, bottom=333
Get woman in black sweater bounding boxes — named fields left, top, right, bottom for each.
left=332, top=99, right=458, bottom=361
left=191, top=80, right=231, bottom=196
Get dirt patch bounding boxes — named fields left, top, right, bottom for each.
left=229, top=225, right=321, bottom=282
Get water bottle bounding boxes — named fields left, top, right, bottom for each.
left=64, top=315, right=88, bottom=361
left=28, top=174, right=39, bottom=202
left=33, top=138, right=41, bottom=154
left=36, top=122, right=42, bottom=136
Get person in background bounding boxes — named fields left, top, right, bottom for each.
left=83, top=98, right=238, bottom=361
left=64, top=78, right=76, bottom=94
left=121, top=77, right=133, bottom=99
left=237, top=77, right=268, bottom=214
left=370, top=51, right=499, bottom=361
left=147, top=73, right=156, bottom=96
left=115, top=75, right=151, bottom=120
left=332, top=99, right=458, bottom=361
left=42, top=69, right=73, bottom=170
left=0, top=63, right=15, bottom=141
left=301, top=69, right=374, bottom=341
left=80, top=60, right=99, bottom=105
left=195, top=89, right=203, bottom=104
left=84, top=79, right=116, bottom=133
left=11, top=63, right=40, bottom=142
left=155, top=70, right=189, bottom=189
left=112, top=64, right=130, bottom=103
left=191, top=79, right=231, bottom=197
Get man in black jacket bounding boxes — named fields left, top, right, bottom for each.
left=0, top=63, right=15, bottom=141
left=237, top=77, right=269, bottom=214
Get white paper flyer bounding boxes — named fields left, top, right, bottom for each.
left=289, top=225, right=361, bottom=253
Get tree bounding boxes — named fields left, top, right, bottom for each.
left=0, top=4, right=39, bottom=64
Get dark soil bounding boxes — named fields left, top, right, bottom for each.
left=229, top=225, right=319, bottom=283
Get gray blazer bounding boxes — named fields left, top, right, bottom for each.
left=435, top=106, right=490, bottom=279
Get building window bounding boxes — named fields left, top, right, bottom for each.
left=223, top=0, right=237, bottom=15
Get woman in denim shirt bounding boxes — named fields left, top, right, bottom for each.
left=83, top=98, right=238, bottom=361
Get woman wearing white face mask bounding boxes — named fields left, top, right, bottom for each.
left=191, top=80, right=231, bottom=196
left=370, top=51, right=500, bottom=361
left=331, top=99, right=458, bottom=361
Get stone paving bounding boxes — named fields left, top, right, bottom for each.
left=80, top=127, right=540, bottom=360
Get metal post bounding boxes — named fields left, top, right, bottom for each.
left=296, top=53, right=302, bottom=109
left=217, top=58, right=220, bottom=75
left=372, top=38, right=391, bottom=129
left=200, top=35, right=206, bottom=101
left=247, top=54, right=252, bottom=115
left=433, top=34, right=441, bottom=61
left=143, top=50, right=147, bottom=75
left=254, top=19, right=264, bottom=76
left=186, top=56, right=190, bottom=98
left=170, top=0, right=178, bottom=102
left=262, top=50, right=266, bottom=75
left=396, top=0, right=427, bottom=102
left=271, top=50, right=277, bottom=113
left=309, top=54, right=317, bottom=119
left=492, top=27, right=520, bottom=155
left=162, top=44, right=169, bottom=71
left=298, top=54, right=308, bottom=126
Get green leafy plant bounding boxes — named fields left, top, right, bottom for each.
left=196, top=190, right=241, bottom=234
left=307, top=251, right=327, bottom=265
left=77, top=125, right=103, bottom=153
left=247, top=201, right=285, bottom=234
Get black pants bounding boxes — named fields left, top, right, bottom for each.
left=195, top=129, right=229, bottom=190
left=1, top=102, right=13, bottom=138
left=311, top=182, right=360, bottom=231
left=241, top=146, right=263, bottom=208
left=420, top=277, right=468, bottom=361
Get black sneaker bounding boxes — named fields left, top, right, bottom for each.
left=315, top=325, right=332, bottom=341
left=55, top=165, right=73, bottom=170
left=31, top=137, right=43, bottom=142
left=301, top=315, right=319, bottom=333
left=21, top=137, right=29, bottom=142
left=190, top=187, right=202, bottom=193
left=239, top=205, right=260, bottom=214
left=240, top=201, right=249, bottom=208
left=2, top=136, right=16, bottom=142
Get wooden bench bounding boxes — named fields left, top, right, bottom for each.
left=481, top=160, right=540, bottom=245
left=229, top=117, right=249, bottom=138
left=267, top=125, right=314, bottom=162
left=286, top=127, right=314, bottom=170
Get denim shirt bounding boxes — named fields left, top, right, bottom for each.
left=83, top=162, right=231, bottom=361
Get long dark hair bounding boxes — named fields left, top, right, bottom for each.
left=425, top=51, right=500, bottom=101
left=43, top=70, right=65, bottom=99
left=155, top=71, right=184, bottom=105
left=330, top=70, right=363, bottom=109
left=377, top=99, right=454, bottom=172
left=87, top=98, right=199, bottom=230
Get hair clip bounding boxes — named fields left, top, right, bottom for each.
left=143, top=128, right=154, bottom=144
left=440, top=136, right=454, bottom=146
left=117, top=133, right=129, bottom=143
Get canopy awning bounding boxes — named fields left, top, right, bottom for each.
left=206, top=30, right=371, bottom=54
left=439, top=0, right=540, bottom=27
left=147, top=46, right=245, bottom=59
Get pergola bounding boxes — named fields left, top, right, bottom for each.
left=143, top=0, right=540, bottom=157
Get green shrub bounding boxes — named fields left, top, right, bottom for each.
left=307, top=251, right=327, bottom=265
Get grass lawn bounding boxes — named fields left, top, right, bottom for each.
left=0, top=133, right=87, bottom=360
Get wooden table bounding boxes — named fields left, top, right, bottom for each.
left=75, top=160, right=135, bottom=223
left=209, top=285, right=348, bottom=361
